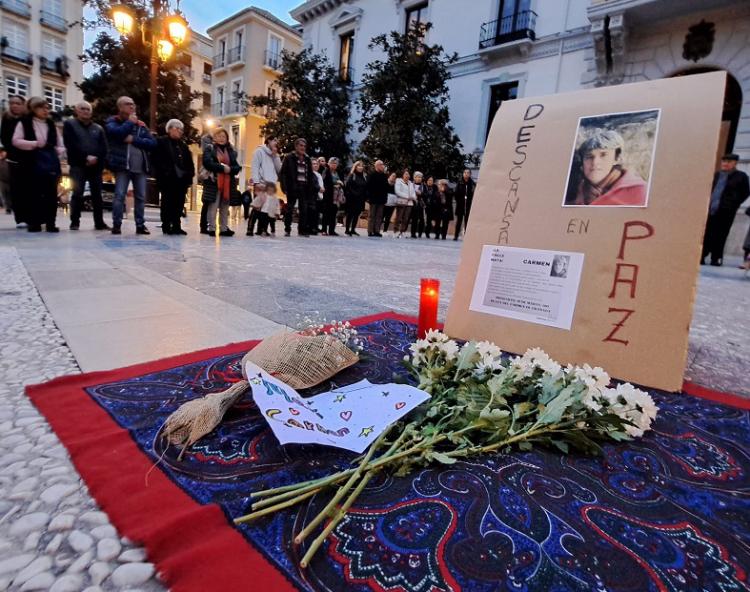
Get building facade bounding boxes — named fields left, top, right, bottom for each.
left=207, top=7, right=302, bottom=188
left=291, top=0, right=750, bottom=252
left=1, top=0, right=83, bottom=113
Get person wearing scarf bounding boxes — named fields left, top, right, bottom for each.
left=202, top=127, right=241, bottom=236
left=566, top=130, right=647, bottom=207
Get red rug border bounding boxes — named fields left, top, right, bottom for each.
left=24, top=310, right=749, bottom=592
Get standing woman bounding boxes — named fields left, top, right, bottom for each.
left=154, top=119, right=195, bottom=235
left=436, top=179, right=454, bottom=240
left=422, top=176, right=438, bottom=238
left=12, top=97, right=64, bottom=232
left=322, top=157, right=341, bottom=236
left=202, top=127, right=240, bottom=237
left=344, top=160, right=367, bottom=236
left=383, top=172, right=397, bottom=233
left=394, top=169, right=416, bottom=238
left=409, top=171, right=425, bottom=238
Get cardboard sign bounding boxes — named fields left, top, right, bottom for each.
left=446, top=72, right=725, bottom=392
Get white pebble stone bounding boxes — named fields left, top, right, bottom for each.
left=11, top=477, right=38, bottom=494
left=12, top=556, right=51, bottom=587
left=65, top=550, right=93, bottom=574
left=0, top=553, right=35, bottom=576
left=49, top=574, right=83, bottom=592
left=97, top=538, right=121, bottom=562
left=118, top=548, right=146, bottom=563
left=78, top=511, right=108, bottom=526
left=88, top=561, right=111, bottom=586
left=54, top=553, right=73, bottom=568
left=45, top=534, right=63, bottom=555
left=48, top=513, right=75, bottom=532
left=82, top=587, right=103, bottom=592
left=40, top=483, right=78, bottom=505
left=111, top=563, right=155, bottom=587
left=20, top=571, right=55, bottom=591
left=90, top=524, right=117, bottom=539
left=23, top=531, right=41, bottom=551
left=9, top=513, right=49, bottom=536
left=68, top=530, right=93, bottom=553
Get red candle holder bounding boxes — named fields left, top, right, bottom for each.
left=417, top=278, right=440, bottom=339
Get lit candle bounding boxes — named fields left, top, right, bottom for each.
left=417, top=278, right=440, bottom=339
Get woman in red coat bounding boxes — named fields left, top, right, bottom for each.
left=566, top=130, right=648, bottom=207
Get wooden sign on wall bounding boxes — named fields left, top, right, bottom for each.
left=445, top=72, right=725, bottom=391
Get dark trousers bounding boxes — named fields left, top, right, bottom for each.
left=28, top=174, right=58, bottom=229
left=256, top=212, right=270, bottom=234
left=425, top=211, right=437, bottom=238
left=160, top=184, right=187, bottom=232
left=247, top=208, right=261, bottom=234
left=70, top=166, right=105, bottom=227
left=410, top=205, right=425, bottom=237
left=200, top=201, right=208, bottom=231
left=310, top=200, right=320, bottom=233
left=382, top=206, right=395, bottom=232
left=454, top=211, right=465, bottom=240
left=8, top=162, right=27, bottom=224
left=284, top=192, right=298, bottom=233
left=438, top=217, right=450, bottom=240
left=702, top=211, right=736, bottom=262
left=368, top=203, right=384, bottom=235
left=345, top=200, right=362, bottom=233
left=322, top=200, right=337, bottom=234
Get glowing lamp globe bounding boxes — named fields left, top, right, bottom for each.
left=157, top=38, right=174, bottom=61
left=111, top=5, right=135, bottom=36
left=166, top=14, right=189, bottom=46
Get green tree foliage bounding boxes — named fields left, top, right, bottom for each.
left=247, top=49, right=351, bottom=160
left=358, top=24, right=471, bottom=178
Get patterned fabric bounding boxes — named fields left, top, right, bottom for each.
left=85, top=319, right=750, bottom=592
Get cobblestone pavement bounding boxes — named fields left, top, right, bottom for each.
left=0, top=247, right=164, bottom=592
left=0, top=209, right=748, bottom=591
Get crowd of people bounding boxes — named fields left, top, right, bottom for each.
left=0, top=94, right=477, bottom=240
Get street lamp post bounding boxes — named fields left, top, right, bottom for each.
left=110, top=1, right=189, bottom=132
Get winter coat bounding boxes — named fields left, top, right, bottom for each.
left=344, top=172, right=367, bottom=206
left=104, top=116, right=156, bottom=173
left=574, top=169, right=647, bottom=207
left=437, top=189, right=454, bottom=221
left=13, top=115, right=63, bottom=178
left=454, top=177, right=475, bottom=216
left=366, top=170, right=390, bottom=205
left=395, top=179, right=417, bottom=205
left=63, top=118, right=107, bottom=169
left=153, top=136, right=195, bottom=191
left=711, top=169, right=750, bottom=215
left=279, top=152, right=318, bottom=199
left=201, top=143, right=241, bottom=204
left=250, top=144, right=282, bottom=184
left=1, top=114, right=22, bottom=162
left=423, top=184, right=439, bottom=216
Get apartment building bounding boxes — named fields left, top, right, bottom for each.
left=1, top=0, right=83, bottom=112
left=207, top=6, right=302, bottom=187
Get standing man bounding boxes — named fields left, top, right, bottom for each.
left=702, top=153, right=750, bottom=266
left=248, top=136, right=282, bottom=235
left=1, top=95, right=27, bottom=227
left=279, top=138, right=317, bottom=237
left=63, top=101, right=109, bottom=230
left=105, top=96, right=156, bottom=235
left=454, top=168, right=476, bottom=240
left=366, top=160, right=389, bottom=237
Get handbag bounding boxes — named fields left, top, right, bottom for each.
left=395, top=197, right=410, bottom=206
left=386, top=193, right=398, bottom=207
left=333, top=186, right=346, bottom=206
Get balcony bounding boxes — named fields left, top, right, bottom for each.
left=211, top=99, right=243, bottom=117
left=479, top=10, right=537, bottom=50
left=1, top=0, right=31, bottom=18
left=202, top=72, right=212, bottom=84
left=1, top=45, right=33, bottom=66
left=40, top=55, right=69, bottom=77
left=40, top=10, right=66, bottom=32
left=264, top=50, right=282, bottom=71
left=213, top=52, right=226, bottom=69
left=226, top=45, right=244, bottom=66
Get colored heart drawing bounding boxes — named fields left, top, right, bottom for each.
left=289, top=408, right=300, bottom=415
left=395, top=402, right=406, bottom=410
left=340, top=410, right=352, bottom=421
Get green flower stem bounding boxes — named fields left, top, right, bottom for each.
left=251, top=475, right=333, bottom=499
left=250, top=471, right=355, bottom=511
left=294, top=426, right=392, bottom=545
left=234, top=487, right=320, bottom=524
left=300, top=468, right=379, bottom=569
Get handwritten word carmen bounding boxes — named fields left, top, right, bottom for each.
left=498, top=103, right=544, bottom=245
left=603, top=221, right=655, bottom=346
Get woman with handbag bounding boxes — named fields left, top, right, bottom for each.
left=154, top=119, right=195, bottom=235
left=394, top=169, right=416, bottom=238
left=344, top=160, right=367, bottom=236
left=11, top=97, right=64, bottom=233
left=202, top=127, right=241, bottom=237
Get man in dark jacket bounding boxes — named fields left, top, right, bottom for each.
left=279, top=138, right=318, bottom=236
left=702, top=154, right=750, bottom=266
left=366, top=160, right=389, bottom=237
left=153, top=119, right=195, bottom=235
left=0, top=95, right=27, bottom=227
left=63, top=101, right=109, bottom=230
left=105, top=96, right=157, bottom=235
left=454, top=169, right=476, bottom=240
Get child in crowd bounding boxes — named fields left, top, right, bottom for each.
left=246, top=182, right=266, bottom=236
left=257, top=182, right=279, bottom=237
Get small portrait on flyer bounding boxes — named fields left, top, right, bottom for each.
left=550, top=255, right=570, bottom=278
left=563, top=109, right=660, bottom=207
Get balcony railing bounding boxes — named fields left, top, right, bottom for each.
left=1, top=0, right=31, bottom=18
left=213, top=52, right=225, bottom=69
left=226, top=45, right=244, bottom=65
left=202, top=72, right=212, bottom=84
left=2, top=46, right=33, bottom=65
left=338, top=66, right=355, bottom=84
left=40, top=10, right=66, bottom=32
left=40, top=55, right=69, bottom=77
left=211, top=99, right=243, bottom=117
left=264, top=50, right=282, bottom=70
left=479, top=10, right=537, bottom=49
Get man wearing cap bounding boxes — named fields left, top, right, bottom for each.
left=702, top=153, right=750, bottom=266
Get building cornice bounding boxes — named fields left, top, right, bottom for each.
left=291, top=0, right=347, bottom=24
left=208, top=7, right=301, bottom=38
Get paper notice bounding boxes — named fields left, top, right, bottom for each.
left=469, top=245, right=584, bottom=330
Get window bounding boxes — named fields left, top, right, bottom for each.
left=215, top=38, right=226, bottom=68
left=203, top=62, right=212, bottom=83
left=405, top=1, right=428, bottom=33
left=3, top=20, right=29, bottom=51
left=42, top=0, right=63, bottom=17
left=269, top=34, right=282, bottom=57
left=202, top=92, right=211, bottom=110
left=43, top=85, right=64, bottom=112
left=497, top=0, right=532, bottom=36
left=486, top=81, right=518, bottom=140
left=216, top=85, right=225, bottom=115
left=231, top=124, right=240, bottom=149
left=234, top=29, right=243, bottom=49
left=5, top=74, right=30, bottom=98
left=339, top=31, right=354, bottom=81
left=231, top=79, right=242, bottom=112
left=42, top=34, right=65, bottom=61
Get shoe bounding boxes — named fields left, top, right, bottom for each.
left=173, top=228, right=187, bottom=235
left=375, top=233, right=383, bottom=237
left=136, top=226, right=150, bottom=235
left=219, top=229, right=234, bottom=237
left=352, top=230, right=359, bottom=236
left=162, top=227, right=172, bottom=235
left=16, top=222, right=28, bottom=229
left=28, top=225, right=42, bottom=233
left=710, top=259, right=722, bottom=267
left=453, top=237, right=458, bottom=241
left=246, top=230, right=254, bottom=236
left=69, top=222, right=80, bottom=230
left=330, top=231, right=340, bottom=236
left=200, top=228, right=210, bottom=235
left=46, top=226, right=60, bottom=233
left=284, top=231, right=291, bottom=237
left=111, top=226, right=121, bottom=235
left=95, top=223, right=110, bottom=230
